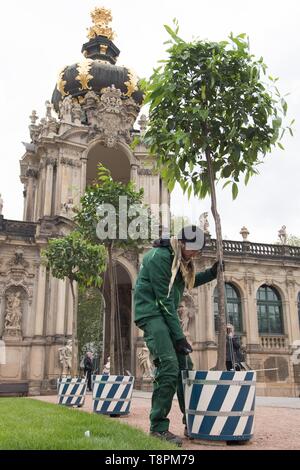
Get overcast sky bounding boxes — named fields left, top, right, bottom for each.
left=0, top=0, right=299, bottom=243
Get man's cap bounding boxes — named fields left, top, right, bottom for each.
left=177, top=225, right=205, bottom=251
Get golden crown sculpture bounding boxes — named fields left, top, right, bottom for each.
left=87, top=7, right=115, bottom=40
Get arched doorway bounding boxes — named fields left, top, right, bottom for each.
left=103, top=262, right=132, bottom=374
left=86, top=142, right=131, bottom=186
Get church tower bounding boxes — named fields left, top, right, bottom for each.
left=17, top=7, right=170, bottom=392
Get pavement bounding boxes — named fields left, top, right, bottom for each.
left=32, top=390, right=300, bottom=450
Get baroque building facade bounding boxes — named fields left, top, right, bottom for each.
left=0, top=8, right=299, bottom=397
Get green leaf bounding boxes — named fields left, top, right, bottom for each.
left=277, top=142, right=285, bottom=150
left=222, top=180, right=231, bottom=189
left=164, top=24, right=183, bottom=44
left=232, top=182, right=238, bottom=200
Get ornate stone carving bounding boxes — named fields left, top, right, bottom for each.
left=240, top=226, right=250, bottom=241
left=137, top=168, right=153, bottom=176
left=26, top=168, right=38, bottom=178
left=61, top=197, right=74, bottom=215
left=60, top=157, right=81, bottom=167
left=86, top=85, right=140, bottom=147
left=137, top=344, right=153, bottom=378
left=278, top=225, right=287, bottom=245
left=59, top=95, right=73, bottom=123
left=8, top=249, right=29, bottom=269
left=58, top=339, right=72, bottom=374
left=4, top=291, right=22, bottom=337
left=199, top=212, right=210, bottom=235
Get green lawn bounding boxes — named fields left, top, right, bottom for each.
left=0, top=398, right=176, bottom=450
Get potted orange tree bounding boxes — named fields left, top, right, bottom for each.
left=75, top=164, right=152, bottom=416
left=43, top=231, right=106, bottom=407
left=142, top=22, right=291, bottom=442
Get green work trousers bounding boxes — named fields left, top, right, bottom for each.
left=139, top=316, right=193, bottom=432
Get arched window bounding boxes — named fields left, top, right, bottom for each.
left=214, top=283, right=243, bottom=334
left=256, top=285, right=284, bottom=335
left=298, top=292, right=300, bottom=327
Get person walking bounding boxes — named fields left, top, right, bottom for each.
left=84, top=351, right=94, bottom=392
left=134, top=225, right=223, bottom=446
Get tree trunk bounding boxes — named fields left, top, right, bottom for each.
left=108, top=243, right=117, bottom=375
left=206, top=149, right=227, bottom=370
left=70, top=280, right=78, bottom=376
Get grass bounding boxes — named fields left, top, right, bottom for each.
left=0, top=398, right=177, bottom=450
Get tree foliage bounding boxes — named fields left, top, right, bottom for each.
left=78, top=287, right=104, bottom=367
left=42, top=231, right=107, bottom=374
left=141, top=22, right=292, bottom=369
left=74, top=164, right=152, bottom=375
left=43, top=231, right=107, bottom=288
left=75, top=164, right=152, bottom=247
left=143, top=22, right=292, bottom=200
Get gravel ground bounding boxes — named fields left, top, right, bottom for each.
left=32, top=392, right=300, bottom=450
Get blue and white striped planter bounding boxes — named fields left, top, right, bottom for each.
left=57, top=377, right=87, bottom=407
left=92, top=375, right=134, bottom=415
left=182, top=370, right=256, bottom=441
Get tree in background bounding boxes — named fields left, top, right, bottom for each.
left=78, top=287, right=104, bottom=371
left=43, top=231, right=107, bottom=375
left=142, top=22, right=292, bottom=369
left=75, top=164, right=153, bottom=375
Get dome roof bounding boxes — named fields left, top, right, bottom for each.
left=51, top=7, right=144, bottom=113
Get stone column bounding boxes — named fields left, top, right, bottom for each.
left=56, top=279, right=66, bottom=336
left=66, top=281, right=73, bottom=336
left=285, top=281, right=300, bottom=344
left=43, top=161, right=54, bottom=216
left=130, top=163, right=139, bottom=187
left=25, top=169, right=38, bottom=221
left=160, top=179, right=170, bottom=233
left=34, top=264, right=47, bottom=337
left=243, top=275, right=261, bottom=350
left=203, top=281, right=216, bottom=343
left=80, top=157, right=88, bottom=195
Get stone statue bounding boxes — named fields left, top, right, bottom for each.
left=59, top=96, right=73, bottom=123
left=102, top=356, right=110, bottom=375
left=278, top=225, right=287, bottom=245
left=45, top=100, right=52, bottom=119
left=0, top=193, right=3, bottom=215
left=58, top=339, right=72, bottom=374
left=178, top=302, right=191, bottom=334
left=72, top=101, right=82, bottom=125
left=62, top=197, right=74, bottom=214
left=4, top=291, right=22, bottom=334
left=199, top=212, right=210, bottom=234
left=138, top=345, right=153, bottom=378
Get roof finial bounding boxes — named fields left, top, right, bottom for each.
left=87, top=7, right=115, bottom=40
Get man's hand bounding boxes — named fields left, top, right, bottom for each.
left=211, top=260, right=225, bottom=277
left=175, top=337, right=193, bottom=355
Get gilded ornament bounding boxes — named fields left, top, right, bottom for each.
left=75, top=59, right=94, bottom=91
left=100, top=44, right=108, bottom=54
left=87, top=7, right=115, bottom=40
left=56, top=67, right=69, bottom=97
left=124, top=69, right=138, bottom=97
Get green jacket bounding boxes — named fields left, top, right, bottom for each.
left=134, top=245, right=216, bottom=342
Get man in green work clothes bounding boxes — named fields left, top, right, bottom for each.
left=134, top=225, right=223, bottom=446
